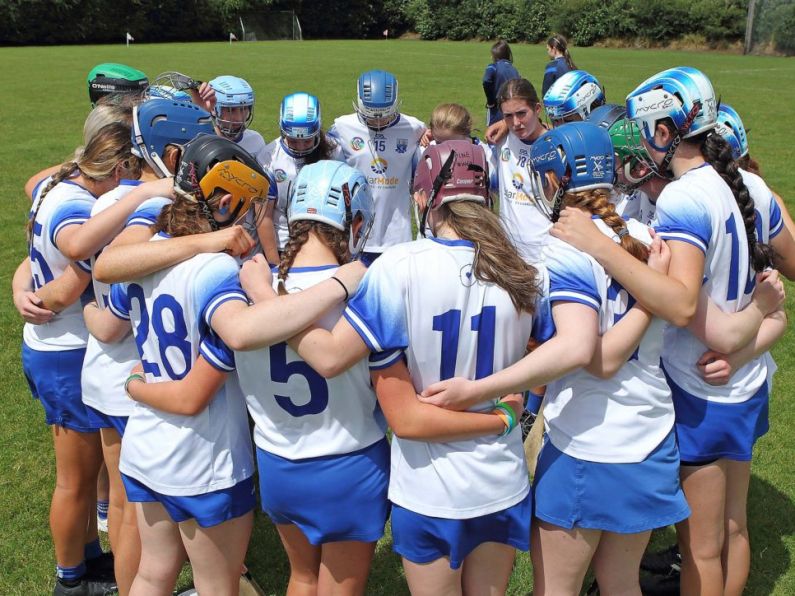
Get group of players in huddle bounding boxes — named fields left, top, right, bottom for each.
left=13, top=57, right=794, bottom=596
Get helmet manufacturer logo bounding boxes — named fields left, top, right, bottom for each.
left=370, top=158, right=388, bottom=174
left=634, top=97, right=674, bottom=114
left=532, top=149, right=558, bottom=163
left=274, top=169, right=287, bottom=183
left=591, top=155, right=605, bottom=178
left=351, top=137, right=365, bottom=151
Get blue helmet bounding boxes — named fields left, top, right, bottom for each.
left=715, top=104, right=749, bottom=160
left=626, top=67, right=717, bottom=148
left=280, top=92, right=322, bottom=157
left=586, top=103, right=626, bottom=131
left=131, top=99, right=214, bottom=178
left=544, top=70, right=605, bottom=125
left=528, top=122, right=615, bottom=222
left=355, top=70, right=400, bottom=130
left=289, top=160, right=375, bottom=258
left=209, top=76, right=255, bottom=139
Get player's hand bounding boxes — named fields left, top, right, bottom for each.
left=240, top=254, right=275, bottom=303
left=333, top=261, right=367, bottom=298
left=551, top=207, right=610, bottom=255
left=418, top=377, right=481, bottom=411
left=197, top=225, right=255, bottom=257
left=14, top=290, right=54, bottom=324
left=196, top=82, right=216, bottom=114
left=139, top=176, right=175, bottom=201
left=498, top=393, right=525, bottom=416
left=647, top=230, right=671, bottom=274
left=485, top=120, right=508, bottom=145
left=751, top=269, right=785, bottom=315
left=130, top=362, right=144, bottom=376
left=420, top=128, right=433, bottom=148
left=697, top=350, right=733, bottom=386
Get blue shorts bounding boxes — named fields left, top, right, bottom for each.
left=85, top=405, right=128, bottom=436
left=667, top=374, right=769, bottom=463
left=122, top=474, right=256, bottom=528
left=257, top=438, right=390, bottom=544
left=534, top=432, right=690, bottom=534
left=22, top=344, right=97, bottom=433
left=391, top=492, right=531, bottom=569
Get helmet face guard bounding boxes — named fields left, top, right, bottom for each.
left=209, top=76, right=255, bottom=140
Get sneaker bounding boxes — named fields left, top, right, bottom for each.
left=97, top=514, right=108, bottom=533
left=640, top=544, right=681, bottom=574
left=53, top=577, right=118, bottom=596
left=85, top=552, right=115, bottom=583
left=640, top=572, right=680, bottom=596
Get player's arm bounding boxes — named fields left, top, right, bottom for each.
left=698, top=309, right=787, bottom=386
left=552, top=207, right=703, bottom=327
left=255, top=200, right=281, bottom=265
left=82, top=300, right=130, bottom=344
left=25, top=165, right=61, bottom=201
left=484, top=120, right=508, bottom=145
left=33, top=263, right=91, bottom=313
left=56, top=178, right=175, bottom=262
left=125, top=357, right=228, bottom=416
left=286, top=317, right=371, bottom=378
left=585, top=304, right=652, bottom=379
left=688, top=270, right=785, bottom=354
left=12, top=257, right=55, bottom=324
left=94, top=226, right=255, bottom=283
left=372, top=359, right=522, bottom=442
left=420, top=301, right=598, bottom=411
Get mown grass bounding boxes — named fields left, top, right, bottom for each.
left=0, top=40, right=793, bottom=595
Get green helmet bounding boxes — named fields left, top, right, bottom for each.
left=87, top=63, right=148, bottom=106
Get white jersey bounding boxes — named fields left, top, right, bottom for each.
left=237, top=265, right=394, bottom=459
left=24, top=180, right=94, bottom=351
left=740, top=169, right=784, bottom=244
left=82, top=181, right=141, bottom=416
left=542, top=224, right=674, bottom=463
left=263, top=138, right=346, bottom=250
left=612, top=188, right=655, bottom=224
left=345, top=238, right=551, bottom=519
left=329, top=113, right=425, bottom=252
left=491, top=134, right=550, bottom=262
left=654, top=164, right=772, bottom=403
left=109, top=241, right=253, bottom=495
left=236, top=129, right=269, bottom=165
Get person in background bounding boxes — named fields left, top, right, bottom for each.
left=542, top=34, right=576, bottom=97
left=483, top=40, right=520, bottom=126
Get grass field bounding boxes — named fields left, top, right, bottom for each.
left=1, top=39, right=794, bottom=595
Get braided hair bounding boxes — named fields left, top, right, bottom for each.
left=277, top=220, right=350, bottom=293
left=701, top=132, right=774, bottom=272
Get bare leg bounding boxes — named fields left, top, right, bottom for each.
left=531, top=518, right=599, bottom=595
left=276, top=523, right=321, bottom=596
left=402, top=556, right=463, bottom=596
left=677, top=461, right=727, bottom=596
left=592, top=530, right=651, bottom=596
left=461, top=541, right=516, bottom=596
left=722, top=460, right=752, bottom=596
left=129, top=502, right=185, bottom=596
left=50, top=425, right=103, bottom=568
left=317, top=540, right=376, bottom=596
left=181, top=511, right=253, bottom=596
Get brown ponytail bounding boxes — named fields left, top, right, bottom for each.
left=562, top=189, right=649, bottom=262
left=154, top=194, right=209, bottom=238
left=548, top=34, right=576, bottom=70
left=277, top=220, right=350, bottom=292
left=701, top=132, right=774, bottom=272
left=440, top=201, right=540, bottom=313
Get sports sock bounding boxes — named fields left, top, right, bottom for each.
left=56, top=561, right=86, bottom=585
left=84, top=538, right=103, bottom=561
left=97, top=499, right=109, bottom=520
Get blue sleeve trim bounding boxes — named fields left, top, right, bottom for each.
left=75, top=259, right=92, bottom=273
left=655, top=230, right=707, bottom=254
left=368, top=349, right=404, bottom=370
left=202, top=292, right=248, bottom=327
left=548, top=290, right=601, bottom=311
left=51, top=216, right=88, bottom=247
left=199, top=336, right=235, bottom=372
left=343, top=309, right=383, bottom=353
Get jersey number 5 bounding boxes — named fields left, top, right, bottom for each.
left=270, top=342, right=329, bottom=416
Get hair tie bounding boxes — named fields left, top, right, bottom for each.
left=617, top=227, right=629, bottom=239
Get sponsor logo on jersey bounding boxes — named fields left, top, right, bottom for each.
left=370, top=158, right=388, bottom=174
left=351, top=137, right=365, bottom=151
left=367, top=175, right=399, bottom=188
left=500, top=147, right=510, bottom=162
left=511, top=172, right=524, bottom=190
left=274, top=169, right=287, bottom=183
left=396, top=138, right=408, bottom=154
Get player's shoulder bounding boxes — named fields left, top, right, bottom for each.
left=398, top=113, right=425, bottom=131
left=93, top=180, right=141, bottom=215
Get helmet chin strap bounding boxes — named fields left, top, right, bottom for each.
left=550, top=175, right=570, bottom=223
left=655, top=101, right=702, bottom=180
left=419, top=150, right=457, bottom=238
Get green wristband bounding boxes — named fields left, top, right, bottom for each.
left=124, top=373, right=145, bottom=398
left=494, top=402, right=518, bottom=436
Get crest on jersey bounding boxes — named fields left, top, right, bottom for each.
left=459, top=263, right=476, bottom=287
left=511, top=172, right=524, bottom=190
left=396, top=138, right=408, bottom=154
left=350, top=137, right=365, bottom=151
left=274, top=169, right=287, bottom=183
left=370, top=157, right=388, bottom=174
left=501, top=147, right=510, bottom=162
